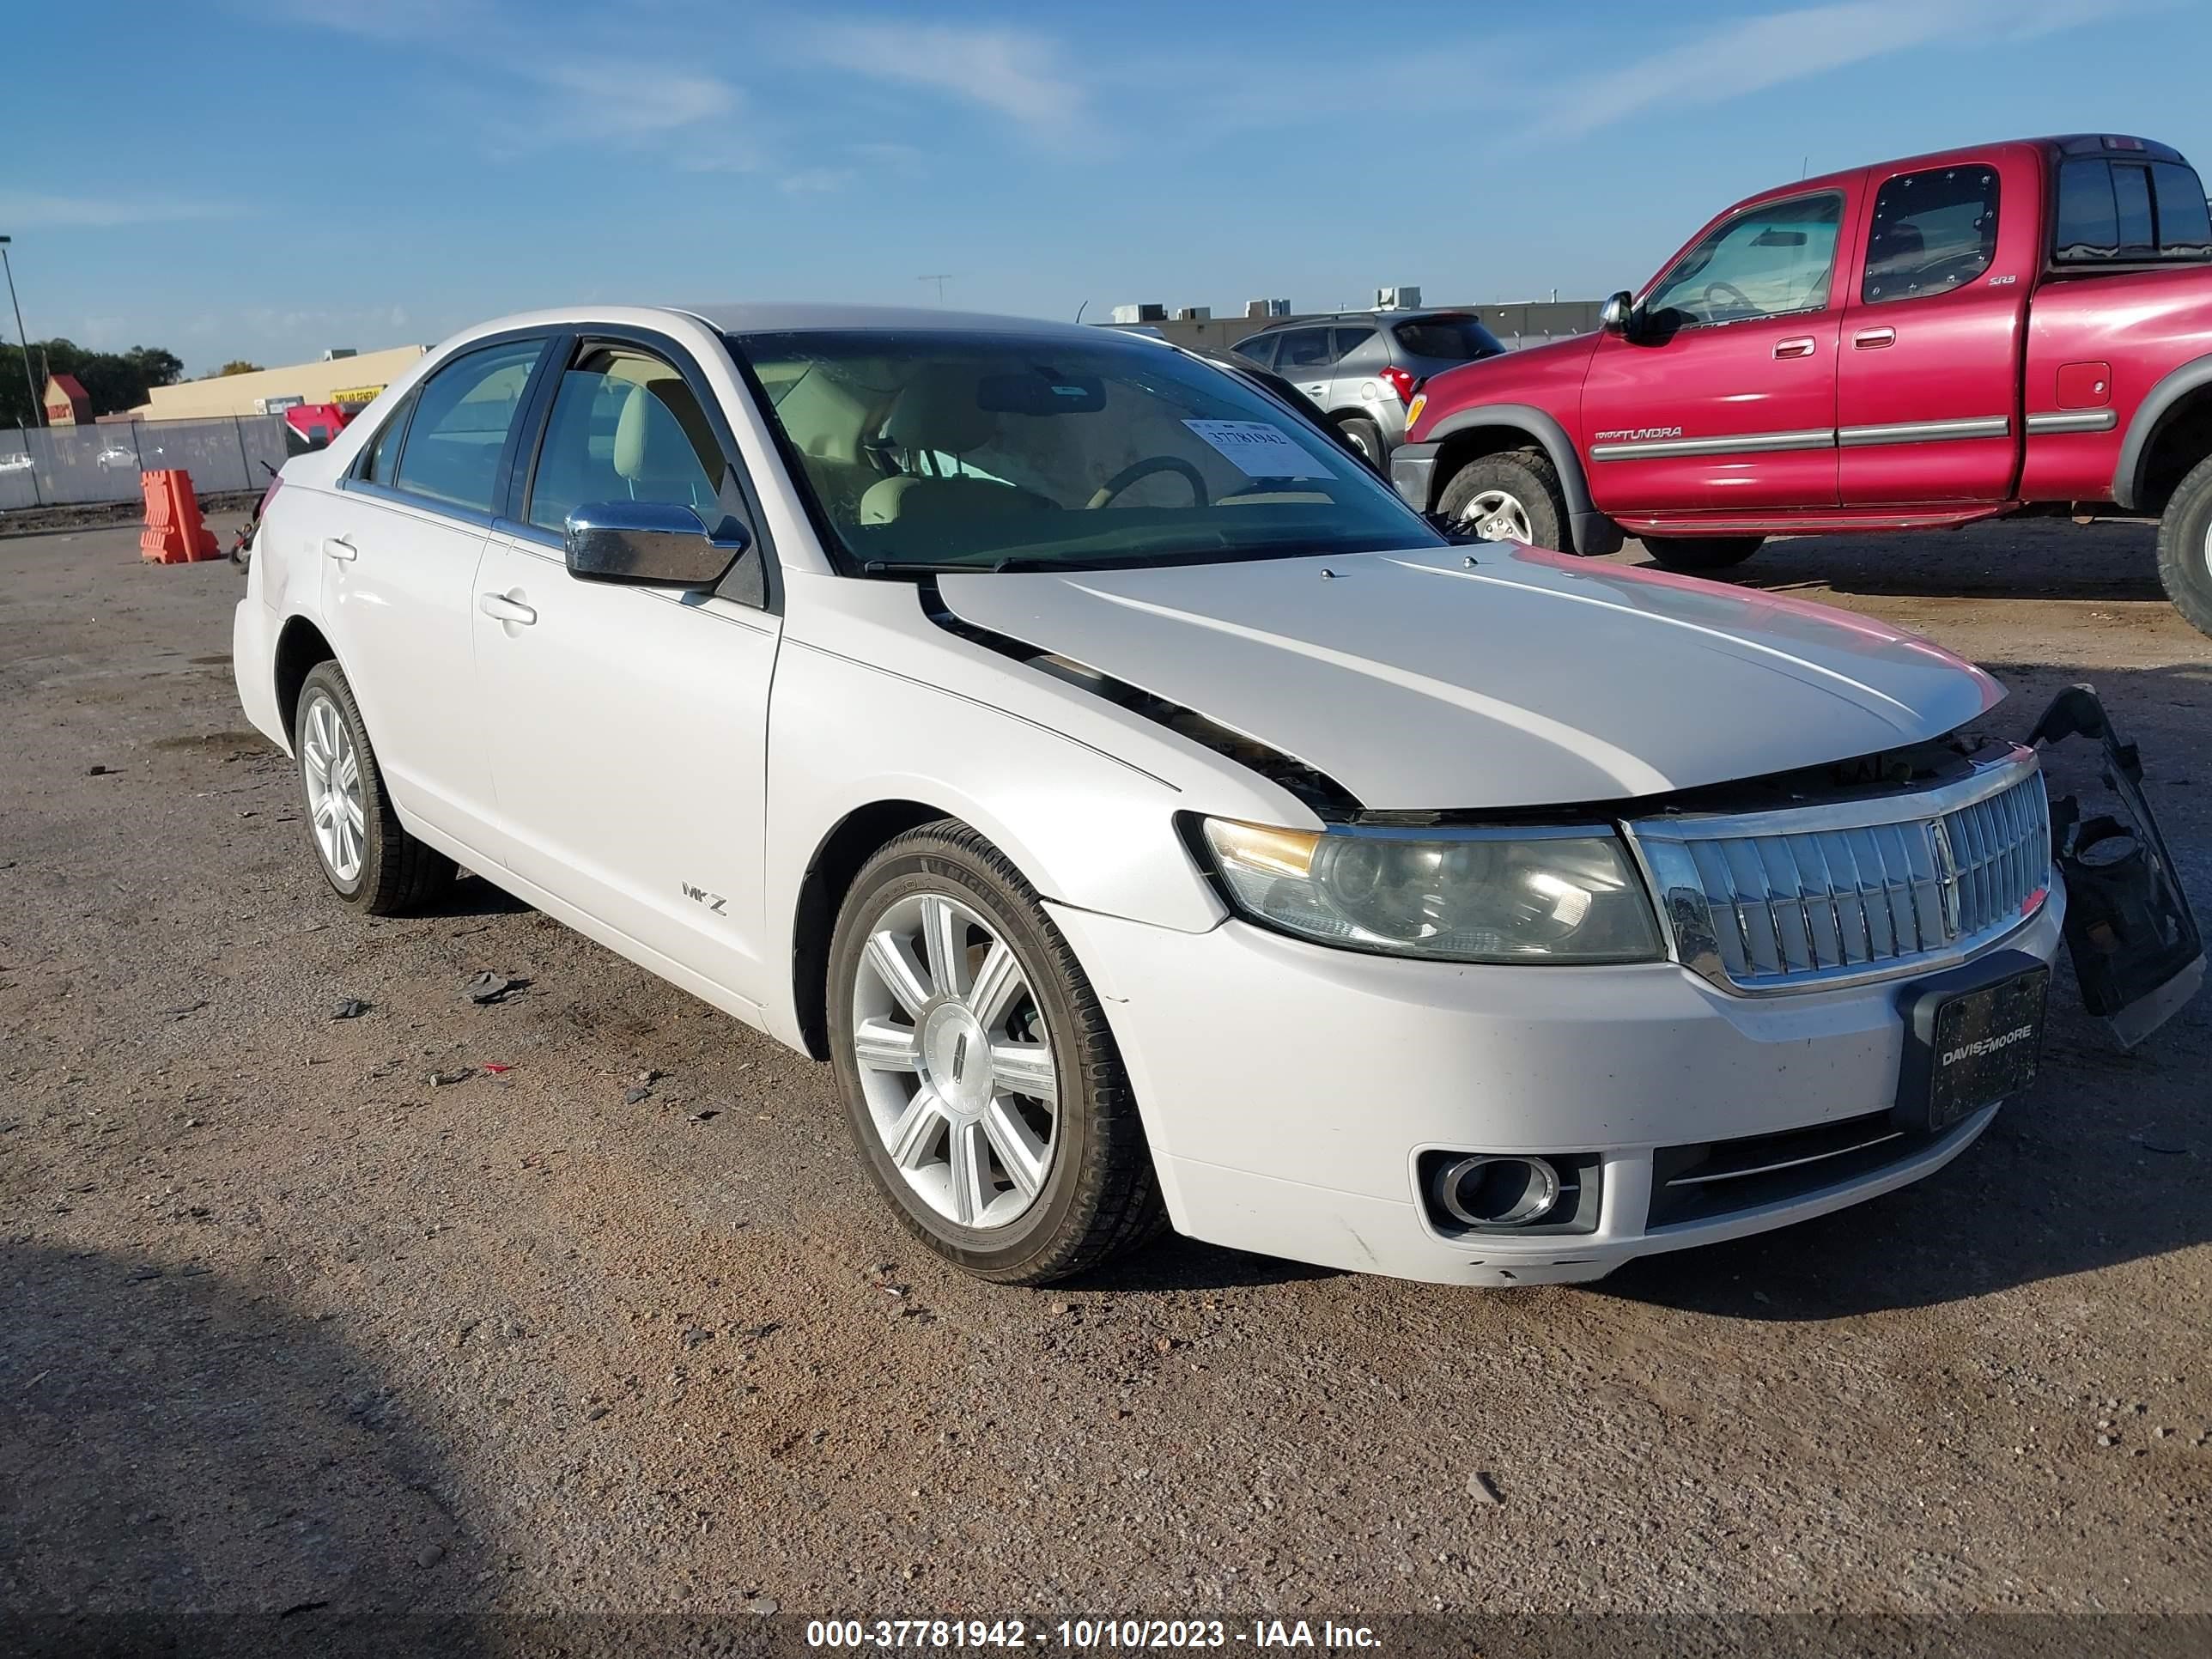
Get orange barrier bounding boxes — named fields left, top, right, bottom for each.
left=140, top=469, right=221, bottom=563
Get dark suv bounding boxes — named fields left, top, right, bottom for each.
left=1231, top=310, right=1505, bottom=462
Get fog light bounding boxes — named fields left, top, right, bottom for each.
left=1434, top=1155, right=1562, bottom=1228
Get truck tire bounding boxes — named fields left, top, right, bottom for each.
left=1639, top=534, right=1765, bottom=573
left=2155, top=453, right=2212, bottom=641
left=1436, top=449, right=1568, bottom=550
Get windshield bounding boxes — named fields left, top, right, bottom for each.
left=727, top=329, right=1444, bottom=574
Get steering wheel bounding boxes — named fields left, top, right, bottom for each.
left=1087, top=455, right=1208, bottom=510
left=1702, top=279, right=1756, bottom=317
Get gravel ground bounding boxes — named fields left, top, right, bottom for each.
left=0, top=520, right=2207, bottom=1644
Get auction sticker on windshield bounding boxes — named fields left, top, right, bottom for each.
left=1182, top=420, right=1329, bottom=478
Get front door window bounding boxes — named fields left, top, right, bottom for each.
left=1643, top=193, right=1844, bottom=331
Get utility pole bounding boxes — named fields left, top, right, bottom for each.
left=0, top=236, right=41, bottom=428
left=917, top=273, right=952, bottom=305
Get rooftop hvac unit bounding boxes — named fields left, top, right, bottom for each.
left=321, top=347, right=357, bottom=361
left=1175, top=306, right=1212, bottom=322
left=1246, top=298, right=1291, bottom=318
left=1375, top=286, right=1422, bottom=310
left=1109, top=303, right=1168, bottom=324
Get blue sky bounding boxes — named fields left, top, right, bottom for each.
left=4, top=0, right=2207, bottom=374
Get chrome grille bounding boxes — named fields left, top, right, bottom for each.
left=1627, top=754, right=2051, bottom=992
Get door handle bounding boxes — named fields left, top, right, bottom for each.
left=478, top=592, right=538, bottom=626
left=1853, top=327, right=1897, bottom=349
left=1773, top=337, right=1817, bottom=359
left=321, top=536, right=356, bottom=562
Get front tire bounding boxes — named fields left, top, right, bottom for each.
left=827, top=821, right=1165, bottom=1284
left=295, top=662, right=454, bottom=915
left=1435, top=448, right=1568, bottom=549
left=2155, top=453, right=2212, bottom=640
left=1638, top=534, right=1765, bottom=573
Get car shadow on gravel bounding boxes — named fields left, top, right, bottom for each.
left=0, top=1243, right=489, bottom=1656
left=416, top=871, right=535, bottom=920
left=1650, top=520, right=2168, bottom=605
left=1066, top=1236, right=1344, bottom=1293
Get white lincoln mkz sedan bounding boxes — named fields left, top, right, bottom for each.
left=231, top=303, right=2159, bottom=1287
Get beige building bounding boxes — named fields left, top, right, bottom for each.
left=131, top=344, right=426, bottom=421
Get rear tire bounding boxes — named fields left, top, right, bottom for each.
left=2155, top=453, right=2212, bottom=641
left=1337, top=416, right=1384, bottom=466
left=1435, top=448, right=1568, bottom=549
left=295, top=662, right=455, bottom=915
left=1638, top=534, right=1765, bottom=573
left=827, top=820, right=1166, bottom=1285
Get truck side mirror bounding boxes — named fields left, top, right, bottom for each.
left=1599, top=291, right=1636, bottom=337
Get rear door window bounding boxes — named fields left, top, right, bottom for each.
left=356, top=394, right=416, bottom=485
left=392, top=338, right=547, bottom=514
left=1331, top=326, right=1377, bottom=361
left=1861, top=165, right=2001, bottom=303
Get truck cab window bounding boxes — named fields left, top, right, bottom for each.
left=1644, top=192, right=1843, bottom=331
left=1862, top=167, right=2001, bottom=303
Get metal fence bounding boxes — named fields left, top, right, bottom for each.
left=0, top=415, right=288, bottom=513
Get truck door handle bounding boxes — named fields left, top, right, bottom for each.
left=478, top=592, right=538, bottom=626
left=1853, top=327, right=1897, bottom=349
left=320, top=536, right=356, bottom=562
left=1773, top=337, right=1817, bottom=359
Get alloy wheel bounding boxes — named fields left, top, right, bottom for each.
left=1462, top=488, right=1534, bottom=543
left=849, top=892, right=1058, bottom=1231
left=300, top=691, right=367, bottom=884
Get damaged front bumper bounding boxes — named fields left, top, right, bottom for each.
left=2030, top=684, right=2205, bottom=1048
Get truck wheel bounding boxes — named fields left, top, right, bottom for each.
left=1638, top=534, right=1765, bottom=573
left=827, top=820, right=1167, bottom=1285
left=2155, top=453, right=2212, bottom=640
left=1436, top=449, right=1568, bottom=549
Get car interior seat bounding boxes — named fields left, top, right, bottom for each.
left=858, top=366, right=1056, bottom=526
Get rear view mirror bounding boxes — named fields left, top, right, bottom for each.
left=975, top=371, right=1106, bottom=416
left=1752, top=228, right=1808, bottom=247
left=1599, top=291, right=1636, bottom=336
left=564, top=501, right=747, bottom=590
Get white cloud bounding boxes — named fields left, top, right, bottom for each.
left=807, top=20, right=1086, bottom=136
left=1531, top=0, right=2129, bottom=142
left=0, top=193, right=247, bottom=228
left=781, top=167, right=856, bottom=194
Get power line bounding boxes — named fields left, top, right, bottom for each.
left=917, top=274, right=953, bottom=304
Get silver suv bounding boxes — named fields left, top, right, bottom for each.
left=1231, top=310, right=1504, bottom=463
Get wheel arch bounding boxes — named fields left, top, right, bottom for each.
left=2116, top=352, right=2212, bottom=516
left=273, top=613, right=339, bottom=748
left=787, top=798, right=981, bottom=1060
left=1424, top=403, right=1621, bottom=554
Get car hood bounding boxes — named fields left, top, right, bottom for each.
left=935, top=544, right=2002, bottom=811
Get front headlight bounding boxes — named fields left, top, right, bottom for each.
left=1196, top=817, right=1663, bottom=964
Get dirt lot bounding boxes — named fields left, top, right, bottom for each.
left=1, top=520, right=2207, bottom=1645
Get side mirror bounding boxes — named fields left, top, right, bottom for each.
left=1599, top=291, right=1636, bottom=337
left=564, top=501, right=747, bottom=590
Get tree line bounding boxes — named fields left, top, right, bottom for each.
left=0, top=340, right=185, bottom=428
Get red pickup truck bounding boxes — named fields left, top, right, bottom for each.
left=1391, top=135, right=2212, bottom=637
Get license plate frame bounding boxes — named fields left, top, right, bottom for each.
left=1893, top=949, right=2051, bottom=1135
